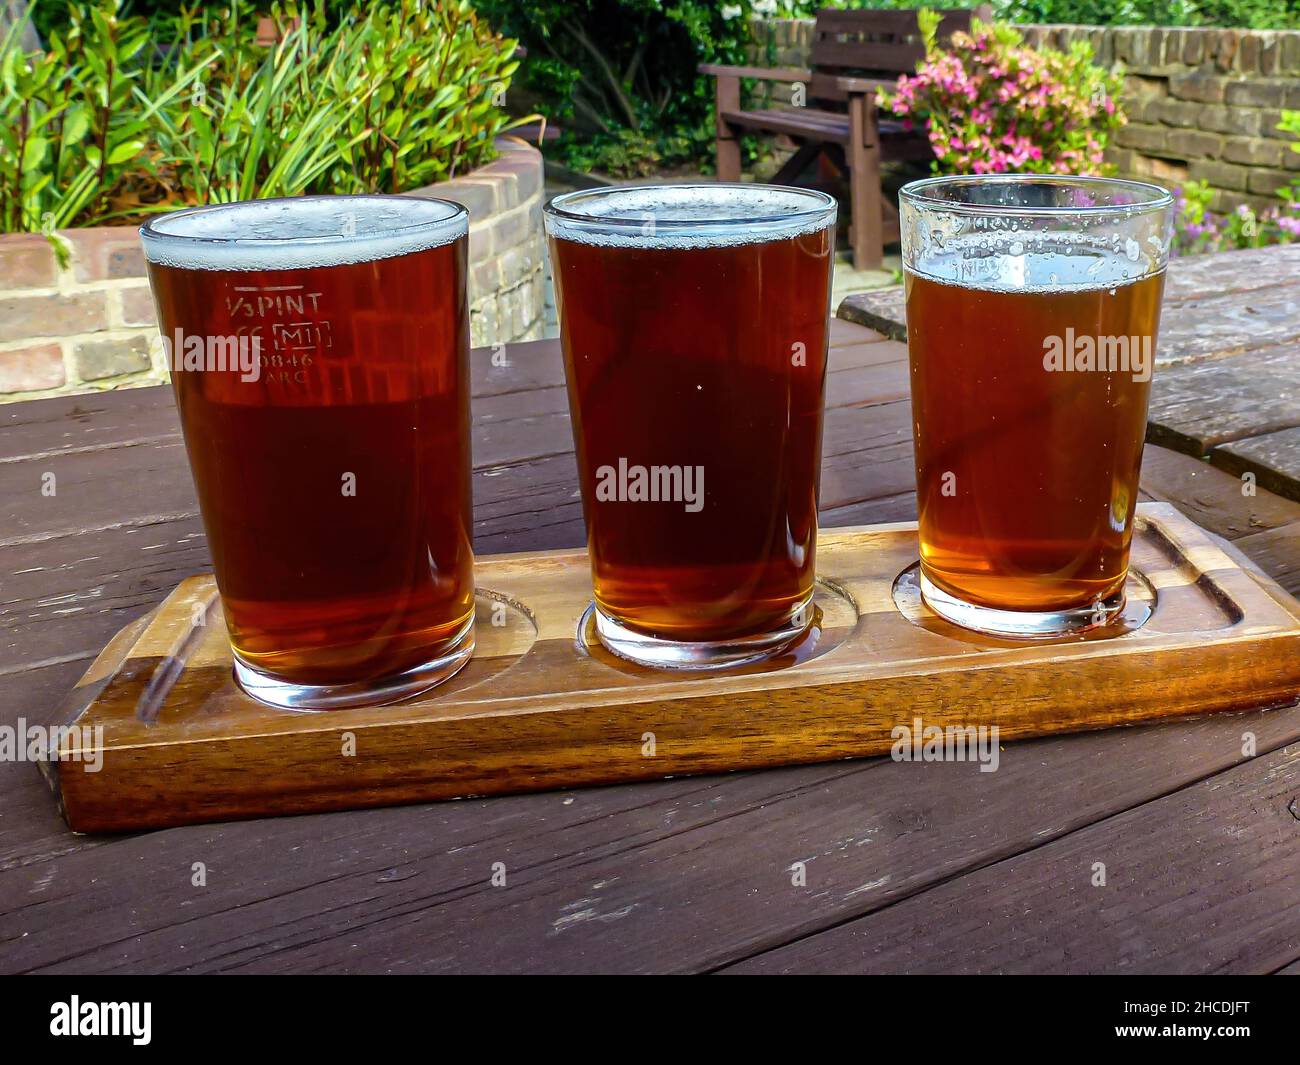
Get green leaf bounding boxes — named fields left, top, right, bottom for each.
left=22, top=136, right=48, bottom=171
left=106, top=139, right=146, bottom=166
left=61, top=104, right=91, bottom=145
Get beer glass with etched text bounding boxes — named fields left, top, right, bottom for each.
left=545, top=184, right=837, bottom=668
left=900, top=175, right=1174, bottom=638
left=141, top=196, right=474, bottom=709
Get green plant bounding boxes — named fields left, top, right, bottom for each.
left=0, top=0, right=529, bottom=234
left=1278, top=110, right=1300, bottom=222
left=993, top=0, right=1300, bottom=29
left=0, top=0, right=166, bottom=234
left=1170, top=114, right=1300, bottom=255
left=146, top=0, right=528, bottom=204
left=1172, top=178, right=1299, bottom=254
left=473, top=0, right=766, bottom=177
left=883, top=16, right=1125, bottom=175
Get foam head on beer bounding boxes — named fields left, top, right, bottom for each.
left=544, top=184, right=836, bottom=248
left=141, top=194, right=467, bottom=270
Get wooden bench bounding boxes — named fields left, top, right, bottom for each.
left=700, top=8, right=986, bottom=270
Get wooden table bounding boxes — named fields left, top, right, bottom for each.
left=2, top=320, right=1299, bottom=974
left=840, top=242, right=1300, bottom=502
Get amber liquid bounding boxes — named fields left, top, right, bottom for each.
left=147, top=241, right=474, bottom=686
left=906, top=266, right=1164, bottom=612
left=550, top=227, right=833, bottom=641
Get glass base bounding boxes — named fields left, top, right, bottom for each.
left=592, top=595, right=814, bottom=670
left=919, top=571, right=1125, bottom=639
left=233, top=616, right=475, bottom=711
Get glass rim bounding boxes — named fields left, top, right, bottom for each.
left=141, top=195, right=467, bottom=274
left=899, top=174, right=1174, bottom=217
left=544, top=182, right=837, bottom=230
left=139, top=193, right=468, bottom=272
left=140, top=193, right=467, bottom=248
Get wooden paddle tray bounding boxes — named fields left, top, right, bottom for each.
left=42, top=502, right=1300, bottom=833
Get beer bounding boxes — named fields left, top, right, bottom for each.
left=141, top=196, right=474, bottom=708
left=899, top=175, right=1173, bottom=637
left=545, top=185, right=837, bottom=668
left=908, top=267, right=1163, bottom=610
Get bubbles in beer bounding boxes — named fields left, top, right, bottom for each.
left=141, top=195, right=467, bottom=272
left=909, top=240, right=1163, bottom=295
left=544, top=185, right=836, bottom=249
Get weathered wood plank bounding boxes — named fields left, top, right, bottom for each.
left=6, top=706, right=1298, bottom=973
left=820, top=399, right=915, bottom=508
left=836, top=287, right=906, bottom=341
left=828, top=318, right=889, bottom=349
left=0, top=342, right=908, bottom=535
left=1210, top=426, right=1300, bottom=503
left=1158, top=241, right=1300, bottom=301
left=0, top=386, right=181, bottom=465
left=1156, top=289, right=1300, bottom=364
left=836, top=244, right=1300, bottom=347
left=0, top=658, right=110, bottom=872
left=1146, top=343, right=1300, bottom=457
left=821, top=490, right=918, bottom=528
left=1232, top=521, right=1300, bottom=598
left=725, top=743, right=1300, bottom=974
left=1138, top=445, right=1300, bottom=540
left=0, top=515, right=209, bottom=671
left=827, top=338, right=908, bottom=371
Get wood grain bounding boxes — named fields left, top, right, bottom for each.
left=1210, top=426, right=1300, bottom=502
left=9, top=695, right=1299, bottom=973
left=1146, top=342, right=1300, bottom=454
left=1137, top=445, right=1300, bottom=540
left=44, top=504, right=1300, bottom=833
left=724, top=743, right=1300, bottom=974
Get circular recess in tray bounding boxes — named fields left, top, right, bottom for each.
left=574, top=577, right=860, bottom=678
left=890, top=564, right=1157, bottom=648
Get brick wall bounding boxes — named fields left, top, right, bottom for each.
left=0, top=137, right=546, bottom=403
left=747, top=19, right=1300, bottom=214
left=1022, top=25, right=1300, bottom=213
left=0, top=228, right=157, bottom=398
left=416, top=137, right=547, bottom=348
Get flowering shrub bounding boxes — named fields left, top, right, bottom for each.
left=1172, top=180, right=1300, bottom=256
left=883, top=15, right=1125, bottom=175
left=1171, top=113, right=1300, bottom=255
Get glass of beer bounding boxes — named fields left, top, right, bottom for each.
left=899, top=174, right=1174, bottom=638
left=141, top=196, right=475, bottom=709
left=545, top=184, right=837, bottom=668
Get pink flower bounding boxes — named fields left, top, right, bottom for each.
left=894, top=30, right=1120, bottom=179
